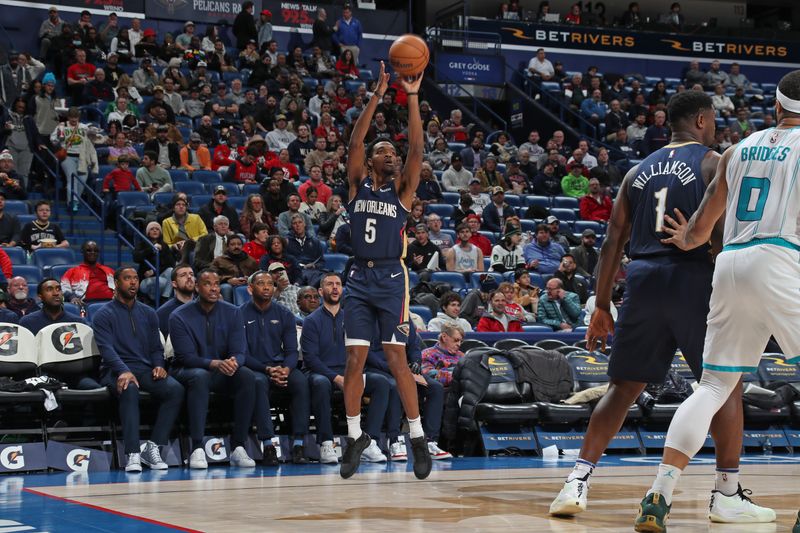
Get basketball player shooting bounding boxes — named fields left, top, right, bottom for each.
left=339, top=61, right=431, bottom=480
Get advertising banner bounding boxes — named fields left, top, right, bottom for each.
left=0, top=443, right=47, bottom=473
left=262, top=1, right=406, bottom=36
left=145, top=0, right=254, bottom=25
left=46, top=441, right=112, bottom=472
left=435, top=52, right=505, bottom=85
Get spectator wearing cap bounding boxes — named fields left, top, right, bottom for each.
left=407, top=224, right=445, bottom=273
left=61, top=241, right=115, bottom=305
left=476, top=155, right=507, bottom=192
left=134, top=221, right=176, bottom=303
left=570, top=229, right=598, bottom=277
left=38, top=6, right=63, bottom=60
left=504, top=158, right=530, bottom=194
left=546, top=215, right=579, bottom=250
left=490, top=225, right=525, bottom=273
left=133, top=57, right=159, bottom=95
left=199, top=185, right=242, bottom=234
left=257, top=9, right=273, bottom=48
left=213, top=234, right=258, bottom=302
left=523, top=223, right=563, bottom=276
left=265, top=261, right=301, bottom=315
left=453, top=193, right=476, bottom=232
left=34, top=72, right=59, bottom=138
left=579, top=177, right=612, bottom=223
left=466, top=177, right=490, bottom=215
left=265, top=114, right=297, bottom=153
left=415, top=162, right=443, bottom=205
left=561, top=163, right=590, bottom=198
left=446, top=222, right=483, bottom=274
left=333, top=6, right=363, bottom=65
left=482, top=186, right=510, bottom=233
left=553, top=253, right=589, bottom=304
left=0, top=151, right=27, bottom=200
left=180, top=133, right=212, bottom=172
left=133, top=28, right=159, bottom=60
left=194, top=214, right=234, bottom=272
left=441, top=153, right=473, bottom=192
left=145, top=124, right=181, bottom=169
left=189, top=61, right=211, bottom=89
left=175, top=21, right=195, bottom=51
left=233, top=1, right=258, bottom=49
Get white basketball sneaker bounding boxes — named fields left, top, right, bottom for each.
left=427, top=441, right=453, bottom=460
left=360, top=439, right=387, bottom=463
left=319, top=441, right=338, bottom=464
left=125, top=453, right=142, bottom=473
left=549, top=476, right=589, bottom=516
left=708, top=484, right=776, bottom=523
left=189, top=448, right=208, bottom=469
left=229, top=446, right=255, bottom=468
left=389, top=441, right=407, bottom=461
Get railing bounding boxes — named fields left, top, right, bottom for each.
left=426, top=27, right=502, bottom=54
left=31, top=147, right=62, bottom=218
left=429, top=63, right=508, bottom=132
left=116, top=215, right=161, bottom=307
left=66, top=172, right=107, bottom=262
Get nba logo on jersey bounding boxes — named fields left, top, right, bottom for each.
left=669, top=149, right=675, bottom=158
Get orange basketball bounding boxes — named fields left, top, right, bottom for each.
left=389, top=34, right=429, bottom=77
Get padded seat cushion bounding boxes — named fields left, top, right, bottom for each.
left=475, top=402, right=539, bottom=424
left=535, top=402, right=591, bottom=423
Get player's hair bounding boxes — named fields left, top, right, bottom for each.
left=439, top=291, right=462, bottom=310
left=172, top=263, right=193, bottom=281
left=777, top=70, right=800, bottom=117
left=197, top=268, right=219, bottom=282
left=113, top=266, right=137, bottom=281
left=666, top=90, right=713, bottom=127
left=36, top=277, right=60, bottom=295
left=226, top=234, right=243, bottom=245
left=248, top=270, right=272, bottom=285
left=320, top=271, right=342, bottom=285
left=366, top=138, right=398, bottom=158
left=536, top=223, right=549, bottom=233
left=35, top=199, right=51, bottom=210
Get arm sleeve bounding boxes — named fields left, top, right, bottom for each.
left=300, top=317, right=337, bottom=381
left=170, top=314, right=211, bottom=369
left=92, top=309, right=130, bottom=375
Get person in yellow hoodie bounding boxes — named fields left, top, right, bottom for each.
left=161, top=195, right=208, bottom=261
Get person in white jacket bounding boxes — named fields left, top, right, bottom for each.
left=427, top=291, right=473, bottom=333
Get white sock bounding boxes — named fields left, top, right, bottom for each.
left=407, top=416, right=424, bottom=439
left=346, top=414, right=363, bottom=440
left=648, top=463, right=683, bottom=505
left=715, top=468, right=739, bottom=496
left=567, top=458, right=595, bottom=482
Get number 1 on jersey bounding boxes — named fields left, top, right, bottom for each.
left=654, top=187, right=668, bottom=232
left=365, top=218, right=376, bottom=243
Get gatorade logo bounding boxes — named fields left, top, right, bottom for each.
left=204, top=438, right=227, bottom=460
left=0, top=446, right=24, bottom=470
left=52, top=325, right=83, bottom=355
left=66, top=449, right=91, bottom=472
left=0, top=326, right=18, bottom=356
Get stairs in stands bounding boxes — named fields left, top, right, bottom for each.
left=55, top=207, right=133, bottom=268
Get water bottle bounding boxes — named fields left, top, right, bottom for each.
left=763, top=437, right=772, bottom=456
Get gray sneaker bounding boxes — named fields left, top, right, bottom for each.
left=141, top=441, right=168, bottom=470
left=125, top=452, right=142, bottom=473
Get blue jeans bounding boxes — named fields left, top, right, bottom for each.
left=102, top=369, right=185, bottom=454
left=139, top=267, right=174, bottom=302
left=379, top=370, right=445, bottom=440
left=171, top=365, right=256, bottom=449
left=306, top=371, right=391, bottom=443
left=60, top=156, right=87, bottom=205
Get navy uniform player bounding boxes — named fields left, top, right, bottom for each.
left=339, top=61, right=432, bottom=480
left=549, top=91, right=773, bottom=524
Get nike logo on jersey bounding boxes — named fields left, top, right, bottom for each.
left=379, top=186, right=391, bottom=192
left=247, top=320, right=256, bottom=325
left=390, top=272, right=402, bottom=278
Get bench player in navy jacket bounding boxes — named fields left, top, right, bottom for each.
left=169, top=269, right=257, bottom=469
left=366, top=320, right=450, bottom=462
left=301, top=272, right=392, bottom=465
left=241, top=270, right=310, bottom=464
left=93, top=267, right=184, bottom=472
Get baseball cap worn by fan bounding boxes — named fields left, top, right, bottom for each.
left=267, top=262, right=285, bottom=273
left=491, top=186, right=504, bottom=196
left=479, top=274, right=499, bottom=293
left=546, top=215, right=559, bottom=224
left=190, top=133, right=202, bottom=142
left=213, top=185, right=227, bottom=195
left=0, top=150, right=13, bottom=161
left=581, top=228, right=597, bottom=237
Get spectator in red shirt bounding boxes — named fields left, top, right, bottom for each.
left=60, top=241, right=115, bottom=305
left=466, top=214, right=492, bottom=257
left=212, top=131, right=244, bottom=171
left=476, top=290, right=523, bottom=332
left=102, top=155, right=142, bottom=193
left=297, top=164, right=332, bottom=205
left=66, top=49, right=96, bottom=105
left=242, top=222, right=271, bottom=261
left=270, top=149, right=300, bottom=181
left=565, top=3, right=582, bottom=24
left=335, top=49, right=359, bottom=78
left=226, top=145, right=261, bottom=184
left=579, top=178, right=613, bottom=223
left=0, top=248, right=12, bottom=282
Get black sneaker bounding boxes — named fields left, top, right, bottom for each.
left=262, top=444, right=279, bottom=467
left=410, top=436, right=432, bottom=480
left=340, top=432, right=370, bottom=479
left=291, top=445, right=308, bottom=464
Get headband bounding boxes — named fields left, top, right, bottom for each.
left=776, top=86, right=800, bottom=114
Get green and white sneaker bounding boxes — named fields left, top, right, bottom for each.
left=708, top=484, right=775, bottom=523
left=634, top=492, right=671, bottom=532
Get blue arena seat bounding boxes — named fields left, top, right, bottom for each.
left=549, top=208, right=577, bottom=222
left=522, top=324, right=554, bottom=332
left=12, top=265, right=42, bottom=285
left=323, top=253, right=349, bottom=273
left=430, top=271, right=469, bottom=293
left=525, top=195, right=550, bottom=208
left=409, top=305, right=432, bottom=325
left=193, top=170, right=223, bottom=184
left=168, top=169, right=190, bottom=182
left=175, top=181, right=206, bottom=195
left=441, top=192, right=461, bottom=205
left=3, top=201, right=29, bottom=216
left=425, top=204, right=454, bottom=217
left=86, top=302, right=106, bottom=319
left=234, top=285, right=250, bottom=306
left=242, top=184, right=261, bottom=196
left=49, top=264, right=77, bottom=281
left=153, top=192, right=174, bottom=206
left=32, top=249, right=76, bottom=271
left=528, top=273, right=546, bottom=289
left=470, top=271, right=502, bottom=289
left=552, top=196, right=579, bottom=209
left=3, top=247, right=26, bottom=265
left=226, top=196, right=247, bottom=211
left=117, top=192, right=151, bottom=217
left=573, top=221, right=603, bottom=235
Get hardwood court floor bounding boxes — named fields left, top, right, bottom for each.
left=5, top=455, right=800, bottom=532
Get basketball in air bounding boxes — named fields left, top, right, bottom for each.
left=389, top=34, right=429, bottom=77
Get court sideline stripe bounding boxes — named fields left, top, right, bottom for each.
left=22, top=487, right=203, bottom=533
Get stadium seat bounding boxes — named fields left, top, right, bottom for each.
left=175, top=181, right=206, bottom=195
left=62, top=303, right=81, bottom=315
left=153, top=192, right=174, bottom=206
left=49, top=264, right=77, bottom=281
left=178, top=126, right=192, bottom=143
left=425, top=204, right=454, bottom=217
left=409, top=305, right=432, bottom=325
left=168, top=169, right=190, bottom=182
left=534, top=339, right=567, bottom=350
left=430, top=271, right=469, bottom=293
left=552, top=196, right=579, bottom=209
left=226, top=196, right=247, bottom=211
left=12, top=265, right=42, bottom=285
left=473, top=351, right=540, bottom=430
left=193, top=170, right=223, bottom=184
left=470, top=271, right=502, bottom=289
left=86, top=302, right=106, bottom=319
left=190, top=195, right=212, bottom=210
left=573, top=221, right=603, bottom=235
left=549, top=208, right=577, bottom=222
left=441, top=192, right=461, bottom=205
left=525, top=195, right=550, bottom=208
left=493, top=338, right=529, bottom=351
left=520, top=219, right=538, bottom=232
left=323, top=253, right=349, bottom=273
left=407, top=270, right=419, bottom=287
left=3, top=247, right=26, bottom=265
left=4, top=201, right=28, bottom=216
left=242, top=184, right=261, bottom=196
left=117, top=191, right=151, bottom=217
left=522, top=324, right=554, bottom=332
left=32, top=249, right=76, bottom=272
left=234, top=285, right=250, bottom=306
left=528, top=273, right=546, bottom=289
left=556, top=345, right=582, bottom=356
left=461, top=339, right=489, bottom=352
left=478, top=230, right=497, bottom=244
left=211, top=182, right=240, bottom=197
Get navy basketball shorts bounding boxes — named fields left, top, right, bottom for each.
left=344, top=259, right=410, bottom=346
left=608, top=256, right=713, bottom=383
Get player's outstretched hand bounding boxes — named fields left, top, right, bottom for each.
left=660, top=208, right=690, bottom=250
left=376, top=61, right=390, bottom=96
left=586, top=308, right=614, bottom=352
left=399, top=71, right=423, bottom=94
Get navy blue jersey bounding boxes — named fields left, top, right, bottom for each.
left=627, top=142, right=711, bottom=259
left=347, top=177, right=409, bottom=261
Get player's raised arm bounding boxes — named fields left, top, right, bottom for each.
left=662, top=146, right=732, bottom=251
left=397, top=73, right=424, bottom=208
left=586, top=167, right=635, bottom=349
left=347, top=61, right=390, bottom=201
